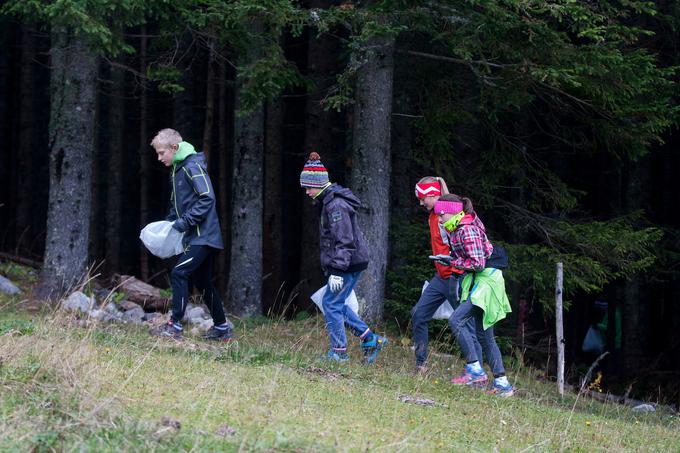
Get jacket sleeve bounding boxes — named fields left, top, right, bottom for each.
left=451, top=226, right=487, bottom=271
left=173, top=163, right=215, bottom=232
left=166, top=191, right=178, bottom=222
left=326, top=202, right=356, bottom=274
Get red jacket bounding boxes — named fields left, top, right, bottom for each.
left=428, top=213, right=462, bottom=278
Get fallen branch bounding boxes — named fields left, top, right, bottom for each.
left=0, top=252, right=41, bottom=268
left=114, top=274, right=170, bottom=312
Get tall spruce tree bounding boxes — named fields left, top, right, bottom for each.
left=350, top=30, right=395, bottom=323
left=2, top=0, right=159, bottom=296
left=39, top=25, right=98, bottom=297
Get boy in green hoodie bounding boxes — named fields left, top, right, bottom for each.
left=150, top=128, right=233, bottom=341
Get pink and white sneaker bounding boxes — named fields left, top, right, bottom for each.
left=451, top=363, right=488, bottom=386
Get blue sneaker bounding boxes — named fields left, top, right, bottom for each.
left=324, top=350, right=350, bottom=363
left=361, top=333, right=388, bottom=364
left=487, top=377, right=514, bottom=397
left=451, top=363, right=488, bottom=386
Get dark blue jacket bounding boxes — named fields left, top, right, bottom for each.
left=317, top=184, right=369, bottom=276
left=167, top=151, right=223, bottom=250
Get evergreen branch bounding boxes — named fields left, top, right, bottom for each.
left=396, top=49, right=513, bottom=69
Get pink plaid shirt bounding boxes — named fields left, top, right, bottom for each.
left=448, top=214, right=493, bottom=271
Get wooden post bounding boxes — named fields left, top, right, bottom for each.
left=555, top=262, right=565, bottom=397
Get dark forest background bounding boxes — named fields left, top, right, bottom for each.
left=0, top=0, right=679, bottom=405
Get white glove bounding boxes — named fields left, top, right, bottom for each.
left=328, top=275, right=344, bottom=293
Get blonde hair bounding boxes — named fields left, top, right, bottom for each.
left=150, top=128, right=182, bottom=148
left=417, top=176, right=450, bottom=195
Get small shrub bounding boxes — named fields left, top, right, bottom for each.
left=0, top=319, right=34, bottom=336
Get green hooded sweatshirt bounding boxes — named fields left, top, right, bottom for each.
left=172, top=141, right=197, bottom=165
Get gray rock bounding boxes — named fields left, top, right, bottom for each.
left=93, top=288, right=112, bottom=303
left=199, top=319, right=213, bottom=332
left=104, top=303, right=123, bottom=316
left=143, top=312, right=160, bottom=322
left=62, top=291, right=93, bottom=313
left=631, top=404, right=656, bottom=413
left=89, top=309, right=104, bottom=319
left=123, top=307, right=146, bottom=324
left=90, top=309, right=120, bottom=323
left=0, top=275, right=21, bottom=295
left=119, top=300, right=142, bottom=311
left=189, top=318, right=212, bottom=332
left=186, top=306, right=207, bottom=321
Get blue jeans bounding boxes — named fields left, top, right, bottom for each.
left=411, top=274, right=483, bottom=367
left=449, top=300, right=506, bottom=376
left=321, top=271, right=370, bottom=351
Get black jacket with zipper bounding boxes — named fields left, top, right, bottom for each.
left=167, top=152, right=223, bottom=250
left=317, top=184, right=369, bottom=276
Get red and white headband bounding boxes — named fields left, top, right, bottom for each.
left=415, top=181, right=442, bottom=199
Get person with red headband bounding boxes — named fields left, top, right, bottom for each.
left=433, top=194, right=513, bottom=397
left=411, top=176, right=483, bottom=374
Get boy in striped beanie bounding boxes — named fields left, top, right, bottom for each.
left=300, top=152, right=388, bottom=364
left=299, top=152, right=330, bottom=189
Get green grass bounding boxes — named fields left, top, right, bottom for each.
left=0, top=293, right=678, bottom=452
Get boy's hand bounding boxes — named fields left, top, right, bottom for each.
left=429, top=254, right=452, bottom=266
left=172, top=219, right=188, bottom=232
left=328, top=275, right=344, bottom=293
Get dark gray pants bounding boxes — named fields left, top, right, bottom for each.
left=449, top=300, right=506, bottom=376
left=411, top=274, right=482, bottom=367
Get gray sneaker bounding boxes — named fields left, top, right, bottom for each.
left=202, top=326, right=235, bottom=342
left=150, top=321, right=182, bottom=340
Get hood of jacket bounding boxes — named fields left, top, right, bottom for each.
left=321, top=184, right=362, bottom=211
left=172, top=141, right=198, bottom=165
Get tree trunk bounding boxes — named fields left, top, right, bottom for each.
left=88, top=64, right=103, bottom=264
left=172, top=32, right=199, bottom=143
left=389, top=82, right=416, bottom=272
left=350, top=34, right=395, bottom=323
left=138, top=28, right=150, bottom=280
left=263, top=98, right=284, bottom=312
left=105, top=57, right=126, bottom=273
left=202, top=41, right=216, bottom=165
left=0, top=23, right=9, bottom=229
left=621, top=156, right=651, bottom=375
left=300, top=4, right=340, bottom=307
left=217, top=56, right=232, bottom=293
left=227, top=29, right=265, bottom=317
left=15, top=25, right=36, bottom=251
left=36, top=26, right=97, bottom=298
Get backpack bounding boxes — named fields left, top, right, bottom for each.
left=486, top=244, right=509, bottom=270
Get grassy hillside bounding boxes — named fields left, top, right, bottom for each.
left=0, top=292, right=678, bottom=452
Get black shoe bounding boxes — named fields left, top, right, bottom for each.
left=202, top=326, right=235, bottom=342
left=150, top=321, right=183, bottom=340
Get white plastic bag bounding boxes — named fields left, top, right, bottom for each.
left=310, top=285, right=359, bottom=315
left=139, top=221, right=185, bottom=258
left=422, top=280, right=455, bottom=320
left=582, top=325, right=605, bottom=354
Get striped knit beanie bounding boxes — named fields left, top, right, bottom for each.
left=300, top=152, right=330, bottom=188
